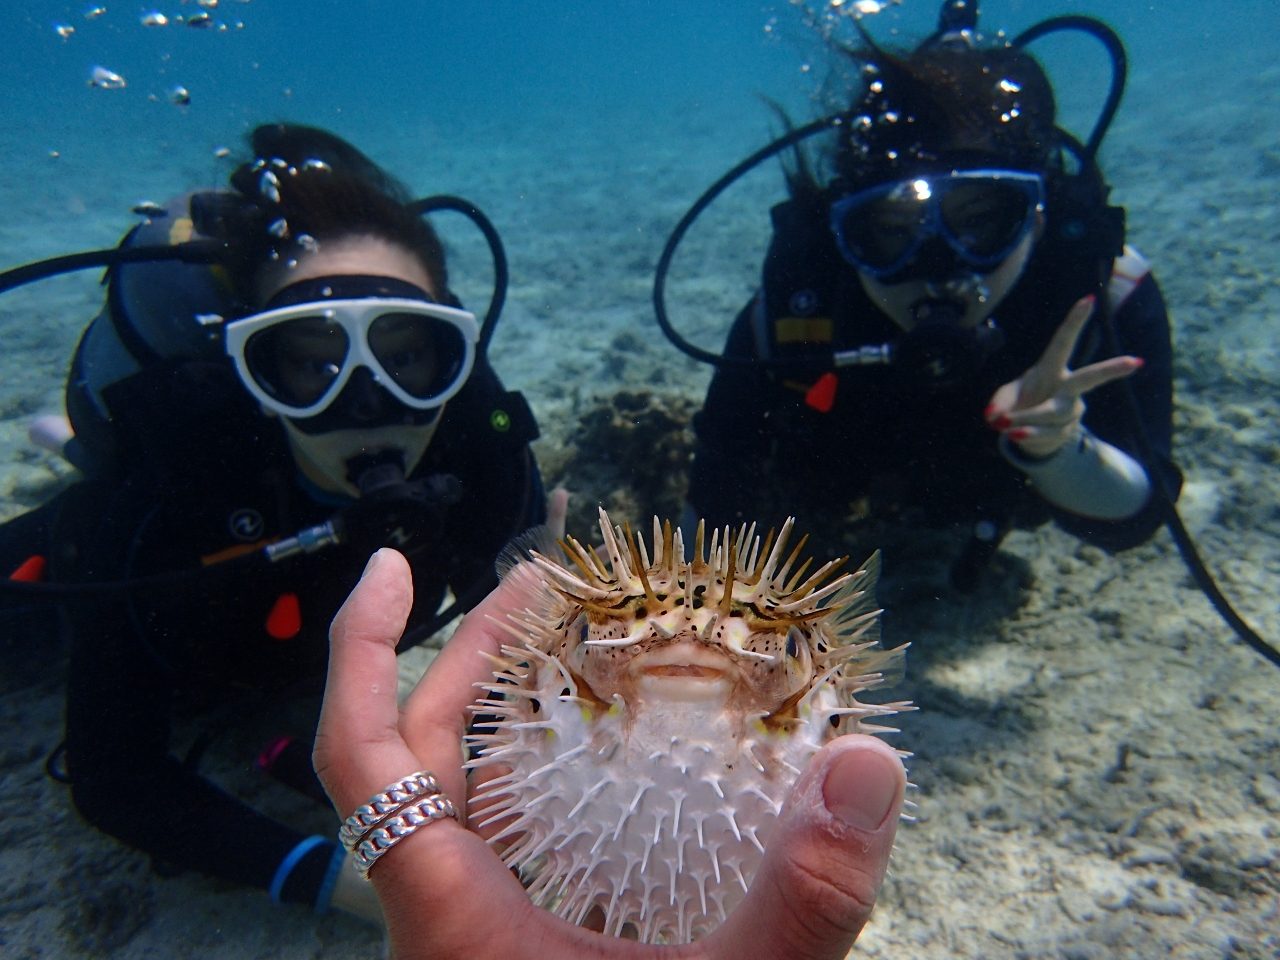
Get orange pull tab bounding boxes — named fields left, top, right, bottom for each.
left=804, top=372, right=839, bottom=413
left=265, top=592, right=302, bottom=640
left=9, top=555, right=47, bottom=582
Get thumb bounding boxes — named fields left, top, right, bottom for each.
left=708, top=736, right=906, bottom=960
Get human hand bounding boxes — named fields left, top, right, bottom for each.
left=985, top=294, right=1142, bottom=458
left=546, top=485, right=569, bottom=539
left=314, top=548, right=907, bottom=960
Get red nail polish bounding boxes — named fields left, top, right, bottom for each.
left=983, top=403, right=997, bottom=420
left=994, top=415, right=1012, bottom=432
left=1132, top=357, right=1145, bottom=369
left=1009, top=428, right=1030, bottom=442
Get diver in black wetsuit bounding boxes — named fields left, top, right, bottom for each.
left=0, top=124, right=544, bottom=921
left=681, top=12, right=1181, bottom=587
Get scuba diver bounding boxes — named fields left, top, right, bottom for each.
left=0, top=124, right=544, bottom=921
left=669, top=3, right=1182, bottom=589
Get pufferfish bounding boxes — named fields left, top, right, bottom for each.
left=465, top=508, right=909, bottom=944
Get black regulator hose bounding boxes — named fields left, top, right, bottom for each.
left=652, top=114, right=847, bottom=371
left=409, top=194, right=509, bottom=356
left=0, top=240, right=229, bottom=294
left=1095, top=309, right=1279, bottom=669
left=1013, top=16, right=1127, bottom=164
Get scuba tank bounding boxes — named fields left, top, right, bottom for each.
left=65, top=191, right=257, bottom=480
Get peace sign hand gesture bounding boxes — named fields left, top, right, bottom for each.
left=985, top=294, right=1143, bottom=458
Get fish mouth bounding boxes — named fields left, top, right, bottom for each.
left=631, top=643, right=735, bottom=699
left=642, top=663, right=725, bottom=679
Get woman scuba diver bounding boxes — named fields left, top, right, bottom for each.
left=668, top=3, right=1181, bottom=591
left=0, top=123, right=545, bottom=921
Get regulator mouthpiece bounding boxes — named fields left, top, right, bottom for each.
left=347, top=451, right=408, bottom=498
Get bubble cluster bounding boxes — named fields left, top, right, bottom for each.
left=61, top=0, right=252, bottom=108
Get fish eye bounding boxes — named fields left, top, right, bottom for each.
left=785, top=628, right=801, bottom=659
left=578, top=618, right=589, bottom=643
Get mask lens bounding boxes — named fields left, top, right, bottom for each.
left=244, top=316, right=350, bottom=408
left=940, top=178, right=1035, bottom=261
left=368, top=311, right=465, bottom=401
left=837, top=184, right=927, bottom=272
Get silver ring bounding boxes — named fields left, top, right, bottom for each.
left=338, top=771, right=458, bottom=880
left=351, top=793, right=458, bottom=880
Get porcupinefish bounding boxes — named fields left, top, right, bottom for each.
left=466, top=508, right=909, bottom=943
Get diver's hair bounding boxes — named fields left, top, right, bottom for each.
left=793, top=40, right=1058, bottom=197
left=226, top=123, right=448, bottom=302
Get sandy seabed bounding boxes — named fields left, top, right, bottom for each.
left=0, top=39, right=1277, bottom=960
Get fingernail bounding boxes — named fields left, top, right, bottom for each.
left=993, top=415, right=1012, bottom=432
left=823, top=746, right=901, bottom=832
left=983, top=403, right=996, bottom=420
left=1008, top=428, right=1031, bottom=442
left=360, top=550, right=384, bottom=579
left=1132, top=357, right=1145, bottom=369
left=1084, top=294, right=1097, bottom=306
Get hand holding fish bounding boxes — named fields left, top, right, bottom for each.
left=986, top=294, right=1143, bottom=458
left=314, top=547, right=906, bottom=959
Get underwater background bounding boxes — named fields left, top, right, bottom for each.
left=0, top=1, right=1277, bottom=957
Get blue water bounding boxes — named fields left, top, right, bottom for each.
left=1, top=1, right=1276, bottom=337
left=0, top=2, right=1277, bottom=957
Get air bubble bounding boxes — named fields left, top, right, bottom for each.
left=259, top=169, right=281, bottom=203
left=88, top=66, right=126, bottom=90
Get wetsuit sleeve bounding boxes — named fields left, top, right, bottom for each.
left=686, top=298, right=779, bottom=529
left=1051, top=272, right=1182, bottom=551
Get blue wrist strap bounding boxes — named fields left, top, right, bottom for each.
left=314, top=842, right=347, bottom=915
left=269, top=835, right=327, bottom=905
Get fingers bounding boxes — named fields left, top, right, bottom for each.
left=400, top=562, right=547, bottom=802
left=372, top=809, right=548, bottom=959
left=1063, top=354, right=1143, bottom=397
left=546, top=486, right=570, bottom=540
left=988, top=355, right=1141, bottom=456
left=1000, top=394, right=1084, bottom=431
left=1035, top=293, right=1096, bottom=377
left=985, top=292, right=1142, bottom=446
left=708, top=736, right=906, bottom=960
left=317, top=553, right=552, bottom=956
left=314, top=548, right=421, bottom=817
left=987, top=295, right=1099, bottom=421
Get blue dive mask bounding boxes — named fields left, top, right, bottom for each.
left=829, top=169, right=1045, bottom=281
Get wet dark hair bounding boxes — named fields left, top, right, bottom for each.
left=225, top=123, right=448, bottom=301
left=792, top=41, right=1059, bottom=197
